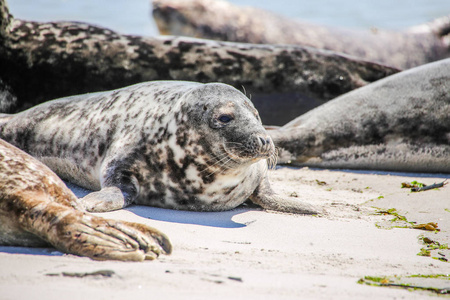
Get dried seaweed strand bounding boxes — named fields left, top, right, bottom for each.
left=411, top=180, right=448, bottom=192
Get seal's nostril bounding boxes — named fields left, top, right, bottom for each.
left=259, top=137, right=266, bottom=146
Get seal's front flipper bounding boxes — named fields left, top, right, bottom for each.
left=81, top=167, right=139, bottom=212
left=81, top=186, right=133, bottom=212
left=14, top=191, right=171, bottom=261
left=49, top=208, right=172, bottom=261
left=251, top=193, right=320, bottom=215
left=249, top=177, right=320, bottom=215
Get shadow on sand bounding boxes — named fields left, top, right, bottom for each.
left=126, top=205, right=253, bottom=229
left=65, top=181, right=257, bottom=229
left=0, top=246, right=63, bottom=257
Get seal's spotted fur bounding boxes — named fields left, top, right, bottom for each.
left=0, top=139, right=171, bottom=261
left=0, top=81, right=317, bottom=214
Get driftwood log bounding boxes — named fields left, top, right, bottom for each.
left=152, top=0, right=450, bottom=69
left=1, top=0, right=397, bottom=125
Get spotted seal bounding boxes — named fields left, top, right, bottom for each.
left=0, top=81, right=317, bottom=214
left=0, top=138, right=171, bottom=261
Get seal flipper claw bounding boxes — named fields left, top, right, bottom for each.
left=249, top=177, right=320, bottom=215
left=122, top=221, right=173, bottom=255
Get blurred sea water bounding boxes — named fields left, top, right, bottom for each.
left=7, top=0, right=450, bottom=36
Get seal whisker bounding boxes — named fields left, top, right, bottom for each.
left=224, top=142, right=245, bottom=145
left=267, top=148, right=279, bottom=170
left=204, top=164, right=230, bottom=178
left=199, top=153, right=233, bottom=175
left=203, top=156, right=236, bottom=178
left=224, top=142, right=246, bottom=149
left=241, top=85, right=247, bottom=97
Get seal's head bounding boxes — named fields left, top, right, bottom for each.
left=185, top=83, right=276, bottom=171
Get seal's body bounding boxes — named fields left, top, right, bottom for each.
left=0, top=138, right=171, bottom=261
left=0, top=81, right=316, bottom=214
left=153, top=0, right=450, bottom=69
left=270, top=59, right=450, bottom=173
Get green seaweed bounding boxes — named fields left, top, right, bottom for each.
left=417, top=236, right=449, bottom=262
left=417, top=248, right=431, bottom=257
left=408, top=274, right=450, bottom=280
left=374, top=209, right=442, bottom=233
left=358, top=274, right=450, bottom=294
left=432, top=257, right=449, bottom=263
left=412, top=223, right=440, bottom=232
left=374, top=208, right=412, bottom=224
left=362, top=276, right=391, bottom=284
left=411, top=180, right=425, bottom=187
left=402, top=180, right=447, bottom=192
left=419, top=236, right=449, bottom=250
left=401, top=180, right=425, bottom=188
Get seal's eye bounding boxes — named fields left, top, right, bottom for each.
left=218, top=114, right=233, bottom=123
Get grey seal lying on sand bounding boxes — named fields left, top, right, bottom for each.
left=152, top=0, right=450, bottom=69
left=270, top=59, right=450, bottom=173
left=0, top=81, right=318, bottom=214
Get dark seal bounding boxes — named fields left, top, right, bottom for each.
left=0, top=81, right=317, bottom=214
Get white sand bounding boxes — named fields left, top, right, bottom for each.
left=1, top=167, right=449, bottom=299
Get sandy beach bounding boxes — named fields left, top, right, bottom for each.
left=0, top=167, right=449, bottom=299
left=2, top=0, right=450, bottom=298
